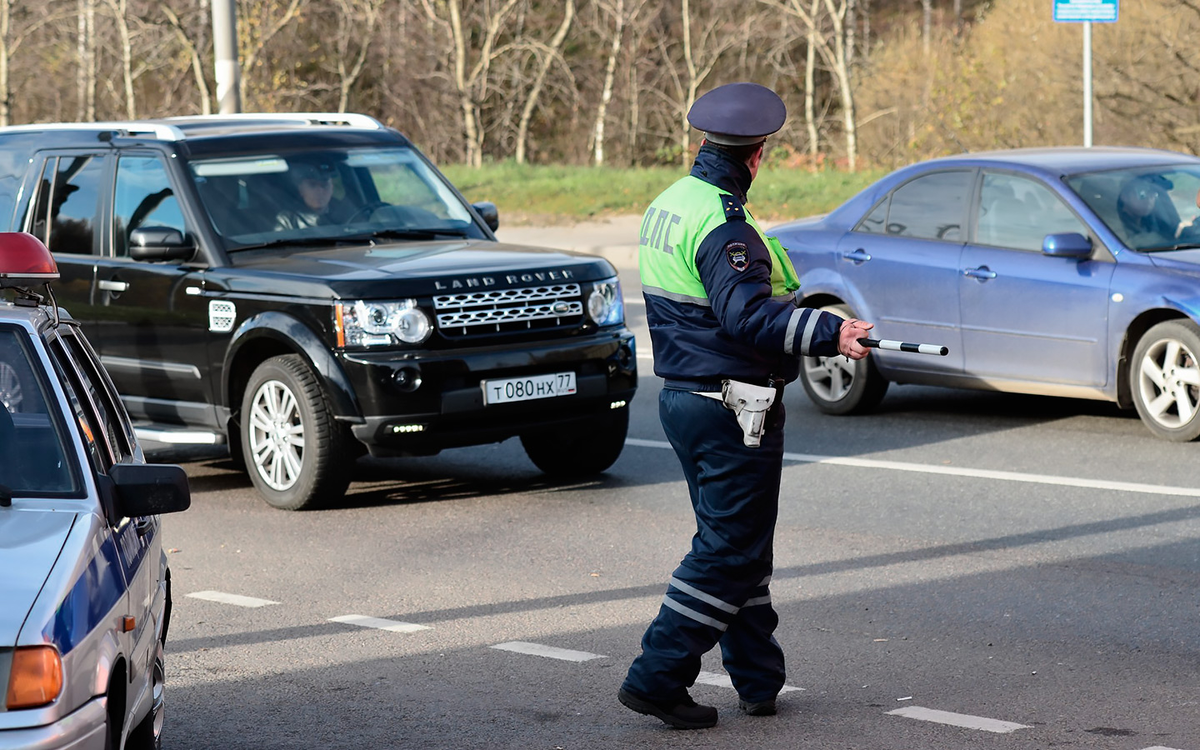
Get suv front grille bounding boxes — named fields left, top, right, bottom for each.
left=433, top=283, right=584, bottom=336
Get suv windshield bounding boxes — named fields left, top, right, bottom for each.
left=187, top=146, right=489, bottom=250
left=1067, top=165, right=1200, bottom=252
left=0, top=325, right=79, bottom=496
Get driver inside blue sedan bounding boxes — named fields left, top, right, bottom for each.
left=1116, top=175, right=1181, bottom=249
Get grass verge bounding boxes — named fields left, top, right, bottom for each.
left=439, top=161, right=884, bottom=225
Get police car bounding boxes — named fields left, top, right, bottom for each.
left=0, top=233, right=190, bottom=749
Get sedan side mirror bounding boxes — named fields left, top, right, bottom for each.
left=1043, top=232, right=1093, bottom=259
left=110, top=463, right=191, bottom=517
left=129, top=227, right=196, bottom=262
left=472, top=201, right=500, bottom=232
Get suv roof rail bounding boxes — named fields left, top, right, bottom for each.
left=162, top=112, right=386, bottom=130
left=0, top=121, right=186, bottom=140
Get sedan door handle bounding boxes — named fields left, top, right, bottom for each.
left=962, top=266, right=997, bottom=280
left=842, top=249, right=872, bottom=263
left=98, top=279, right=129, bottom=293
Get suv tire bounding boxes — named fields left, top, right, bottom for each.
left=240, top=355, right=354, bottom=510
left=520, top=406, right=629, bottom=477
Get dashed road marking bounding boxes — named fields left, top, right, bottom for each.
left=328, top=615, right=431, bottom=633
left=491, top=641, right=605, bottom=662
left=625, top=438, right=1200, bottom=498
left=694, top=670, right=803, bottom=693
left=187, top=590, right=278, bottom=608
left=886, top=706, right=1030, bottom=733
left=1141, top=746, right=1184, bottom=750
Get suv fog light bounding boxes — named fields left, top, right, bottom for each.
left=610, top=400, right=627, bottom=409
left=394, top=366, right=422, bottom=392
left=390, top=424, right=426, bottom=434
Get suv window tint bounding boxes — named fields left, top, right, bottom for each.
left=977, top=172, right=1087, bottom=252
left=884, top=171, right=973, bottom=241
left=31, top=155, right=105, bottom=255
left=0, top=326, right=80, bottom=496
left=114, top=155, right=186, bottom=258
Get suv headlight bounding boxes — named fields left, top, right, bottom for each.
left=587, top=277, right=624, bottom=327
left=335, top=299, right=432, bottom=346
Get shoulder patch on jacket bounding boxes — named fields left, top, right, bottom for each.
left=720, top=193, right=746, bottom=222
left=725, top=240, right=750, bottom=272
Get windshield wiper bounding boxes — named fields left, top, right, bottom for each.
left=228, top=236, right=352, bottom=253
left=358, top=228, right=471, bottom=241
left=1141, top=242, right=1200, bottom=252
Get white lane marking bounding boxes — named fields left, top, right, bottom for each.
left=886, top=706, right=1030, bottom=733
left=624, top=438, right=1200, bottom=498
left=1141, top=746, right=1185, bottom=750
left=186, top=590, right=278, bottom=608
left=491, top=641, right=604, bottom=662
left=637, top=353, right=654, bottom=361
left=328, top=615, right=431, bottom=633
left=694, top=670, right=804, bottom=693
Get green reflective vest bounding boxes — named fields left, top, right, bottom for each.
left=638, top=175, right=800, bottom=305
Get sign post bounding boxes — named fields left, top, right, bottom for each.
left=1053, top=0, right=1118, bottom=147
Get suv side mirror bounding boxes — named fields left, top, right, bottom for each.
left=129, top=227, right=196, bottom=262
left=472, top=201, right=499, bottom=232
left=1043, top=232, right=1093, bottom=259
left=110, top=463, right=191, bottom=517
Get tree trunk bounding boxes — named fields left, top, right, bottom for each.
left=680, top=0, right=694, bottom=164
left=592, top=0, right=624, bottom=166
left=515, top=0, right=573, bottom=164
left=161, top=3, right=211, bottom=115
left=804, top=0, right=819, bottom=160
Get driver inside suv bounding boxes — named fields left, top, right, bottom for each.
left=274, top=157, right=353, bottom=230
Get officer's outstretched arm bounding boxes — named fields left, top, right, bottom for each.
left=696, top=222, right=843, bottom=357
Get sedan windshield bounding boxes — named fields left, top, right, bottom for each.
left=0, top=326, right=78, bottom=496
left=1067, top=166, right=1200, bottom=252
left=187, top=146, right=489, bottom=250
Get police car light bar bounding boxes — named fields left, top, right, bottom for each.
left=0, top=233, right=59, bottom=285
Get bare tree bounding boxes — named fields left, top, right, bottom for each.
left=514, top=0, right=573, bottom=164
left=160, top=2, right=211, bottom=115
left=329, top=0, right=384, bottom=113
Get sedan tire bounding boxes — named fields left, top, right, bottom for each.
left=798, top=304, right=889, bottom=415
left=1131, top=319, right=1200, bottom=442
left=240, top=355, right=354, bottom=510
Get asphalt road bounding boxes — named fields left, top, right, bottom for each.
left=153, top=219, right=1200, bottom=749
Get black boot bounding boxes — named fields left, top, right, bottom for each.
left=617, top=687, right=718, bottom=729
left=738, top=698, right=777, bottom=716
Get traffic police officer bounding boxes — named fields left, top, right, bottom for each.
left=618, top=82, right=874, bottom=729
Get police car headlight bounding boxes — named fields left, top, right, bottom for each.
left=6, top=645, right=63, bottom=709
left=587, top=278, right=624, bottom=327
left=335, top=299, right=432, bottom=346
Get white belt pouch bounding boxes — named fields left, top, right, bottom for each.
left=694, top=379, right=778, bottom=448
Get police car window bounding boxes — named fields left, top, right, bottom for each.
left=0, top=326, right=80, bottom=496
left=884, top=171, right=973, bottom=241
left=977, top=173, right=1087, bottom=252
left=114, top=155, right=186, bottom=258
left=33, top=155, right=105, bottom=256
left=61, top=329, right=136, bottom=462
left=48, top=336, right=118, bottom=471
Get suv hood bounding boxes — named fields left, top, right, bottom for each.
left=0, top=509, right=76, bottom=642
left=225, top=239, right=616, bottom=298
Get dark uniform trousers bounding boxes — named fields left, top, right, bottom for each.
left=623, top=386, right=787, bottom=704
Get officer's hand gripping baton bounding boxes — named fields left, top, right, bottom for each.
left=857, top=338, right=949, bottom=356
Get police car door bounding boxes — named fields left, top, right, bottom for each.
left=48, top=325, right=158, bottom=699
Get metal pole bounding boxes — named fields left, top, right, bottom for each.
left=1083, top=20, right=1093, bottom=147
left=211, top=0, right=242, bottom=114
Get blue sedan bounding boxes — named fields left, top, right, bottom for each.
left=772, top=147, right=1200, bottom=441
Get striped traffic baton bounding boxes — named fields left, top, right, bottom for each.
left=857, top=338, right=949, bottom=356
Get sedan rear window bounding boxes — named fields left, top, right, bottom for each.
left=0, top=326, right=79, bottom=496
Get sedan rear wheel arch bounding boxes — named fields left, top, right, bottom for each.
left=798, top=303, right=889, bottom=415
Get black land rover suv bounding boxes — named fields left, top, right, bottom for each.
left=0, top=113, right=637, bottom=510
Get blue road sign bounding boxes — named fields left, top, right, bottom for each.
left=1054, top=0, right=1118, bottom=22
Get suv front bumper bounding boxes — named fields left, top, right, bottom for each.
left=341, top=330, right=637, bottom=456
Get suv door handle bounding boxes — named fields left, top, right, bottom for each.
left=842, top=249, right=872, bottom=263
left=963, top=266, right=997, bottom=280
left=98, top=279, right=129, bottom=293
